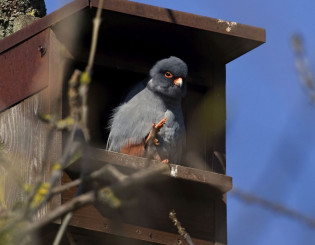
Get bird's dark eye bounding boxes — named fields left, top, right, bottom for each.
left=164, top=71, right=173, bottom=78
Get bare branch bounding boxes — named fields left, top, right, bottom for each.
left=51, top=164, right=127, bottom=196
left=86, top=0, right=104, bottom=75
left=53, top=212, right=74, bottom=245
left=68, top=69, right=82, bottom=119
left=66, top=231, right=77, bottom=245
left=52, top=2, right=104, bottom=242
left=231, top=188, right=315, bottom=229
left=22, top=163, right=169, bottom=236
left=214, top=151, right=226, bottom=173
left=292, top=34, right=315, bottom=103
left=23, top=191, right=95, bottom=234
left=169, top=209, right=195, bottom=245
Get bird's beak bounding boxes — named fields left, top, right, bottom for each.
left=174, top=77, right=183, bottom=88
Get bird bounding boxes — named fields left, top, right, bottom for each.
left=106, top=56, right=188, bottom=164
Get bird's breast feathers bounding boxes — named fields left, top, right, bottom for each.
left=107, top=56, right=187, bottom=163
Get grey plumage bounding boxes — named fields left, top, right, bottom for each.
left=106, top=56, right=188, bottom=164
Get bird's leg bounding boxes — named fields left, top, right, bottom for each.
left=144, top=118, right=169, bottom=164
left=121, top=118, right=167, bottom=159
left=145, top=117, right=166, bottom=147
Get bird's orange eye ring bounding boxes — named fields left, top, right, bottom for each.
left=164, top=71, right=173, bottom=78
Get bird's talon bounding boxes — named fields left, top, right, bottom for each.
left=155, top=117, right=167, bottom=130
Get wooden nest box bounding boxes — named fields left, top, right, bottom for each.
left=0, top=0, right=265, bottom=244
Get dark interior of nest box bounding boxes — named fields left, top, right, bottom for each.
left=57, top=7, right=226, bottom=174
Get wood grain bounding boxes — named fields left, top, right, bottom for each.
left=82, top=147, right=232, bottom=194
left=0, top=93, right=49, bottom=213
left=0, top=28, right=65, bottom=216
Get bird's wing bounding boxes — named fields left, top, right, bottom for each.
left=106, top=88, right=165, bottom=152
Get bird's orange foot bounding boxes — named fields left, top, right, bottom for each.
left=155, top=117, right=166, bottom=130
left=145, top=117, right=167, bottom=146
left=161, top=159, right=169, bottom=164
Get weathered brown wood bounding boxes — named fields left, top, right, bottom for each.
left=91, top=0, right=265, bottom=42
left=214, top=196, right=227, bottom=245
left=46, top=0, right=265, bottom=75
left=62, top=173, right=214, bottom=245
left=84, top=147, right=232, bottom=193
left=0, top=28, right=66, bottom=217
left=46, top=28, right=69, bottom=215
left=70, top=205, right=213, bottom=245
left=0, top=0, right=265, bottom=65
left=0, top=93, right=48, bottom=212
left=0, top=29, right=50, bottom=111
left=84, top=0, right=265, bottom=64
left=63, top=147, right=231, bottom=243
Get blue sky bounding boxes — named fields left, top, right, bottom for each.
left=46, top=1, right=315, bottom=244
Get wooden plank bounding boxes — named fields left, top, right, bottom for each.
left=0, top=92, right=49, bottom=214
left=58, top=4, right=264, bottom=66
left=0, top=29, right=50, bottom=111
left=214, top=196, right=227, bottom=245
left=85, top=147, right=232, bottom=194
left=45, top=28, right=69, bottom=214
left=62, top=173, right=214, bottom=245
left=47, top=0, right=265, bottom=71
left=64, top=149, right=229, bottom=242
left=71, top=205, right=213, bottom=245
left=92, top=0, right=265, bottom=43
left=0, top=0, right=89, bottom=54
left=65, top=149, right=229, bottom=241
left=0, top=28, right=66, bottom=218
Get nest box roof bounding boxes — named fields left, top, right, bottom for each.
left=0, top=0, right=265, bottom=65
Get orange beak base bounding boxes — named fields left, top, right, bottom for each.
left=174, top=77, right=183, bottom=88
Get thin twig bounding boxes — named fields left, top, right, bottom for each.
left=51, top=178, right=82, bottom=196
left=23, top=191, right=95, bottom=234
left=79, top=0, right=104, bottom=135
left=66, top=231, right=77, bottom=245
left=51, top=164, right=127, bottom=196
left=86, top=0, right=104, bottom=75
left=0, top=180, right=43, bottom=235
left=52, top=2, right=104, bottom=242
left=23, top=163, right=169, bottom=235
left=110, top=164, right=169, bottom=192
left=68, top=69, right=82, bottom=119
left=53, top=212, right=74, bottom=245
left=292, top=34, right=315, bottom=103
left=231, top=188, right=315, bottom=229
left=29, top=124, right=81, bottom=216
left=169, top=209, right=195, bottom=245
left=214, top=151, right=226, bottom=173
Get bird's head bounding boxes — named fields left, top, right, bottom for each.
left=147, top=56, right=188, bottom=99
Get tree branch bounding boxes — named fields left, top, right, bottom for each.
left=22, top=163, right=169, bottom=236
left=169, top=209, right=194, bottom=245
left=231, top=188, right=315, bottom=229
